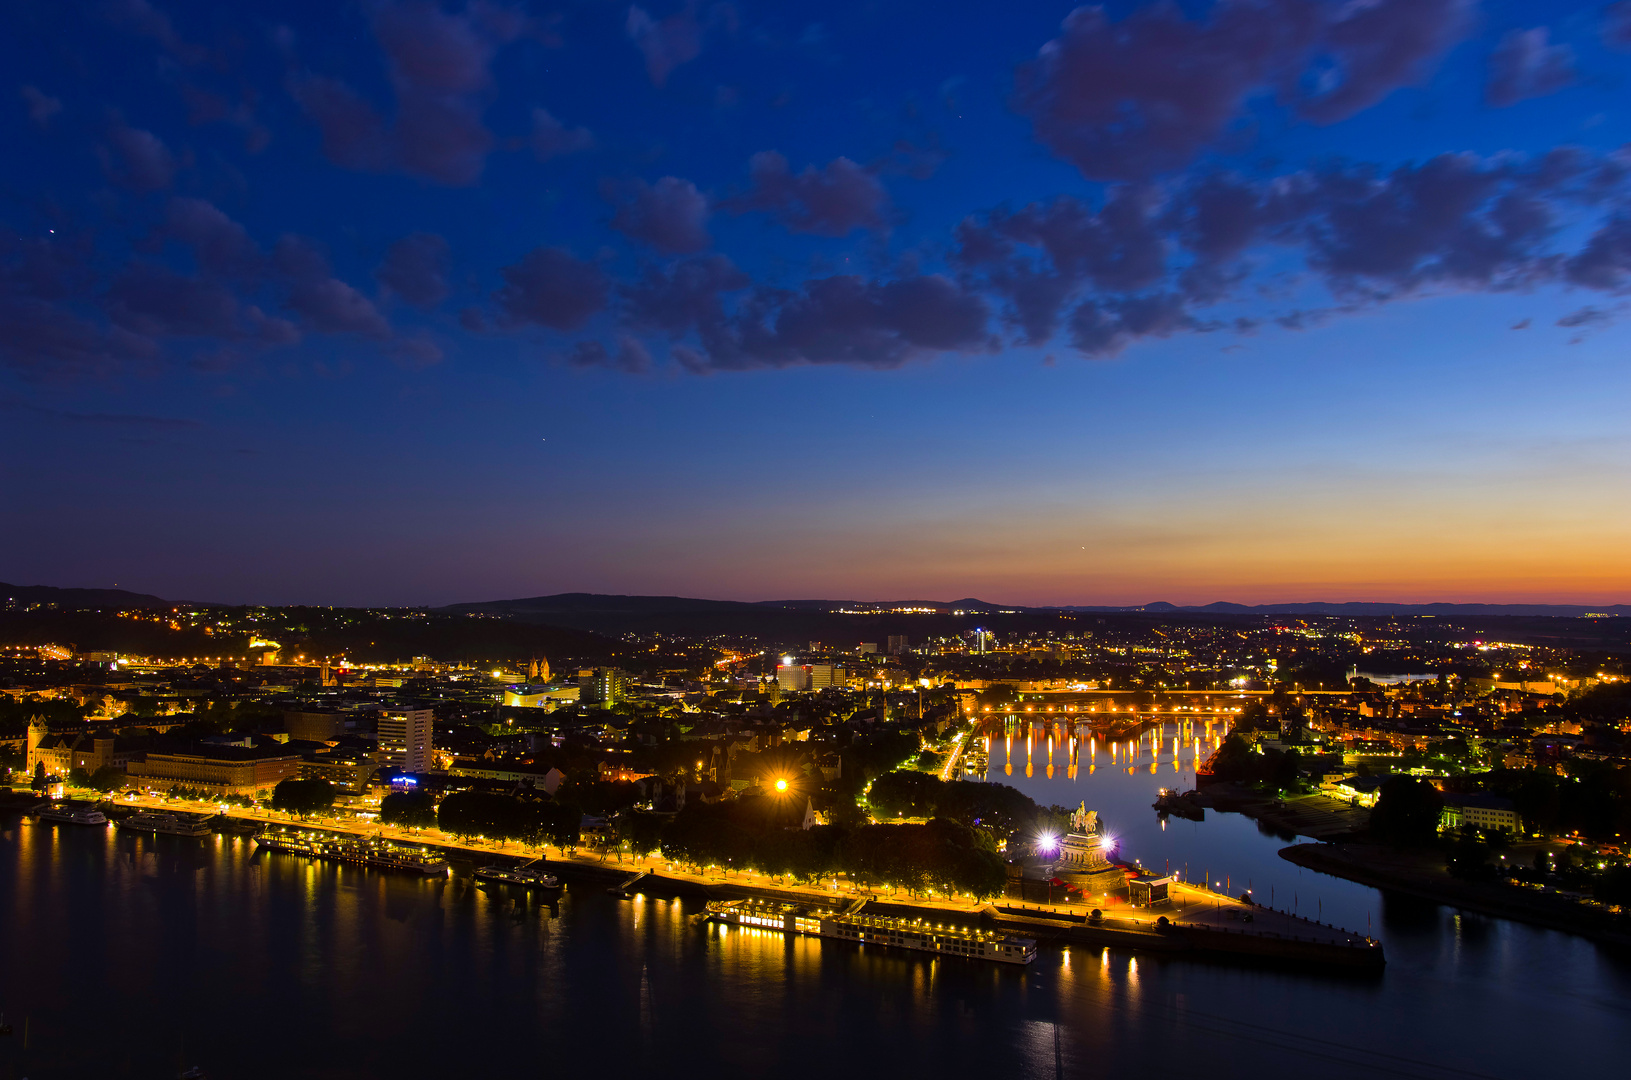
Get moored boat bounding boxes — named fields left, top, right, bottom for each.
left=34, top=802, right=109, bottom=826
left=119, top=809, right=215, bottom=837
left=705, top=899, right=1037, bottom=965
left=475, top=861, right=560, bottom=888
left=254, top=828, right=449, bottom=875
left=1153, top=788, right=1205, bottom=821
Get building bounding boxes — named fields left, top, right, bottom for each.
left=27, top=718, right=142, bottom=777
left=299, top=750, right=379, bottom=794
left=580, top=668, right=631, bottom=707
left=126, top=745, right=302, bottom=797
left=502, top=684, right=580, bottom=708
left=282, top=708, right=350, bottom=743
left=377, top=707, right=434, bottom=774
left=1441, top=794, right=1522, bottom=833
left=776, top=663, right=847, bottom=692
left=888, top=635, right=909, bottom=655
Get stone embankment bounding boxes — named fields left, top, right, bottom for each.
left=1281, top=842, right=1631, bottom=947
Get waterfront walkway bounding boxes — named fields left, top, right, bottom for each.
left=103, top=792, right=1376, bottom=957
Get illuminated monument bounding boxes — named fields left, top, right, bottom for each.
left=1041, top=803, right=1126, bottom=896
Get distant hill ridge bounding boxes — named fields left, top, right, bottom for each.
left=0, top=581, right=170, bottom=609
left=5, top=584, right=1626, bottom=619
left=447, top=592, right=1631, bottom=619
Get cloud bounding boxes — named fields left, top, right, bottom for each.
left=1293, top=155, right=1557, bottom=295
left=391, top=331, right=444, bottom=369
left=375, top=232, right=451, bottom=308
left=606, top=176, right=712, bottom=253
left=1556, top=305, right=1610, bottom=328
left=676, top=273, right=992, bottom=372
left=106, top=262, right=297, bottom=344
left=529, top=106, right=593, bottom=160
left=102, top=122, right=178, bottom=191
left=494, top=246, right=610, bottom=331
left=622, top=254, right=749, bottom=336
left=20, top=85, right=62, bottom=126
left=1013, top=1, right=1321, bottom=181
left=1564, top=216, right=1631, bottom=289
left=286, top=74, right=393, bottom=172
left=102, top=0, right=208, bottom=65
left=1069, top=292, right=1194, bottom=356
left=1296, top=0, right=1473, bottom=124
left=945, top=148, right=1631, bottom=360
left=288, top=1, right=523, bottom=186
left=1605, top=2, right=1631, bottom=50
left=954, top=188, right=1169, bottom=340
left=274, top=237, right=391, bottom=337
left=162, top=197, right=259, bottom=279
left=626, top=3, right=703, bottom=87
left=732, top=151, right=889, bottom=236
left=568, top=335, right=653, bottom=373
left=1487, top=28, right=1576, bottom=108
left=1014, top=0, right=1473, bottom=180
left=0, top=297, right=155, bottom=379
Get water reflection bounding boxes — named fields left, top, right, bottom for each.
left=4, top=780, right=1631, bottom=1080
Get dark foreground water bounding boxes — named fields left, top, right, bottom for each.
left=3, top=727, right=1630, bottom=1080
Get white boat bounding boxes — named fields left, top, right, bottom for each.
left=475, top=861, right=561, bottom=889
left=706, top=899, right=1038, bottom=965
left=35, top=803, right=109, bottom=826
left=119, top=810, right=215, bottom=837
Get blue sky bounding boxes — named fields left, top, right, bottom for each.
left=3, top=0, right=1631, bottom=606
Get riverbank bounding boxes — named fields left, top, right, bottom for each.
left=1280, top=842, right=1631, bottom=948
left=1196, top=784, right=1370, bottom=841
left=7, top=797, right=1383, bottom=971
left=241, top=819, right=1383, bottom=972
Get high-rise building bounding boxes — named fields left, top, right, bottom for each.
left=888, top=635, right=909, bottom=655
left=776, top=663, right=846, bottom=692
left=581, top=667, right=631, bottom=706
left=378, top=707, right=434, bottom=774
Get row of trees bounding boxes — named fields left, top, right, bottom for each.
left=657, top=797, right=1008, bottom=898
left=865, top=770, right=1070, bottom=838
left=434, top=790, right=580, bottom=851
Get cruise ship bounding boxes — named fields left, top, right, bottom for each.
left=254, top=829, right=450, bottom=875
left=34, top=803, right=109, bottom=826
left=118, top=810, right=216, bottom=837
left=705, top=899, right=1037, bottom=965
left=475, top=860, right=561, bottom=889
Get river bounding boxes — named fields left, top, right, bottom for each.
left=2, top=725, right=1628, bottom=1079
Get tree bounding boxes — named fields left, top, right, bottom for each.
left=88, top=766, right=125, bottom=793
left=380, top=789, right=438, bottom=829
left=1369, top=777, right=1443, bottom=846
left=540, top=802, right=580, bottom=852
left=270, top=778, right=335, bottom=818
left=32, top=761, right=47, bottom=792
left=616, top=811, right=664, bottom=857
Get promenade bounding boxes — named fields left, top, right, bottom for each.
left=97, top=790, right=1381, bottom=967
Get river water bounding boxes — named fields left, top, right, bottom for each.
left=2, top=724, right=1628, bottom=1079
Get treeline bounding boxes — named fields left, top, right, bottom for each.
left=1452, top=762, right=1631, bottom=839
left=1207, top=735, right=1304, bottom=789
left=865, top=770, right=1069, bottom=838
left=432, top=790, right=581, bottom=850
left=659, top=797, right=1007, bottom=898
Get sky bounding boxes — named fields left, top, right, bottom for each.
left=3, top=0, right=1631, bottom=608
